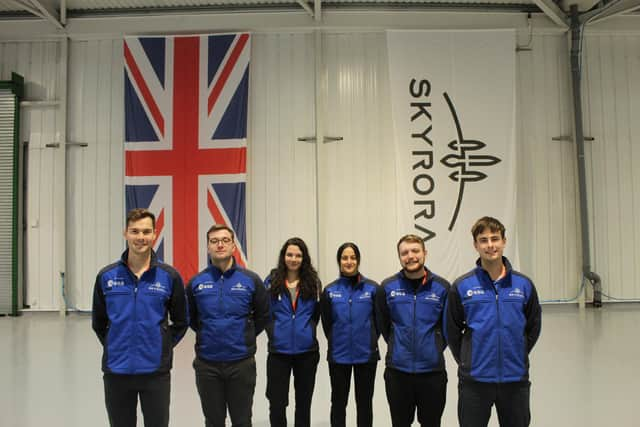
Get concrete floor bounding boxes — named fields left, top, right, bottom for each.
left=0, top=304, right=637, bottom=426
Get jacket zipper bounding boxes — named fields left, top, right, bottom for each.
left=412, top=290, right=417, bottom=373
left=348, top=284, right=353, bottom=364
left=493, top=281, right=503, bottom=382
left=128, top=267, right=139, bottom=374
left=288, top=290, right=296, bottom=352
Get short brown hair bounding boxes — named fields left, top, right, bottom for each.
left=207, top=224, right=235, bottom=241
left=397, top=234, right=425, bottom=252
left=126, top=208, right=155, bottom=229
left=471, top=216, right=506, bottom=241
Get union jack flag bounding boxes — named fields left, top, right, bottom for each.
left=124, top=33, right=249, bottom=281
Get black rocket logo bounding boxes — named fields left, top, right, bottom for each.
left=440, top=92, right=502, bottom=231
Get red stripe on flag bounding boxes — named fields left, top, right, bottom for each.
left=207, top=189, right=246, bottom=268
left=125, top=147, right=246, bottom=176
left=153, top=208, right=165, bottom=248
left=207, top=33, right=249, bottom=115
left=171, top=36, right=201, bottom=280
left=124, top=41, right=165, bottom=137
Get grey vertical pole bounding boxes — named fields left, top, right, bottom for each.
left=569, top=5, right=601, bottom=306
left=314, top=30, right=323, bottom=276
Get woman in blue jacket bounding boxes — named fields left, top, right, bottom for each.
left=265, top=237, right=322, bottom=427
left=320, top=242, right=380, bottom=427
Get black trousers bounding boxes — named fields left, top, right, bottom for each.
left=458, top=379, right=531, bottom=427
left=103, top=372, right=170, bottom=427
left=383, top=367, right=447, bottom=427
left=266, top=351, right=320, bottom=427
left=194, top=356, right=257, bottom=427
left=328, top=362, right=377, bottom=427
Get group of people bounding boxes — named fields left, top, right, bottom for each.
left=92, top=208, right=542, bottom=427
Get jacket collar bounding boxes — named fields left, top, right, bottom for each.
left=399, top=266, right=431, bottom=288
left=475, top=256, right=513, bottom=287
left=339, top=273, right=365, bottom=289
left=120, top=248, right=159, bottom=268
left=207, top=257, right=238, bottom=279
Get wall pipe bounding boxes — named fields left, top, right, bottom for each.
left=569, top=4, right=601, bottom=307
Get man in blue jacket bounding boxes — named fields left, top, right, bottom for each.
left=92, top=208, right=188, bottom=427
left=446, top=216, right=542, bottom=427
left=186, top=224, right=270, bottom=427
left=376, top=234, right=450, bottom=427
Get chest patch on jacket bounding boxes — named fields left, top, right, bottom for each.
left=465, top=288, right=486, bottom=299
left=195, top=282, right=214, bottom=293
left=106, top=278, right=125, bottom=288
left=390, top=290, right=407, bottom=298
left=508, top=287, right=525, bottom=298
left=146, top=282, right=169, bottom=295
left=358, top=292, right=372, bottom=300
left=231, top=282, right=248, bottom=292
left=423, top=292, right=440, bottom=302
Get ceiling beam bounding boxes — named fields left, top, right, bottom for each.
left=61, top=0, right=67, bottom=25
left=27, top=0, right=65, bottom=29
left=532, top=0, right=570, bottom=28
left=295, top=0, right=314, bottom=17
left=581, top=0, right=640, bottom=24
left=6, top=0, right=45, bottom=18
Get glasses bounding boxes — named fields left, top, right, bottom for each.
left=210, top=237, right=233, bottom=246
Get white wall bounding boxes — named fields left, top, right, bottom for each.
left=583, top=31, right=640, bottom=301
left=66, top=39, right=125, bottom=310
left=3, top=15, right=640, bottom=309
left=516, top=33, right=582, bottom=301
left=0, top=41, right=65, bottom=311
left=248, top=33, right=318, bottom=279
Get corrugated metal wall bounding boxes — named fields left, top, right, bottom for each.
left=0, top=89, right=17, bottom=314
left=3, top=29, right=640, bottom=309
left=516, top=33, right=582, bottom=301
left=583, top=32, right=640, bottom=301
left=319, top=32, right=399, bottom=283
left=0, top=41, right=64, bottom=311
left=248, top=33, right=318, bottom=279
left=67, top=39, right=125, bottom=310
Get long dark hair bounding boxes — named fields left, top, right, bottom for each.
left=269, top=237, right=321, bottom=300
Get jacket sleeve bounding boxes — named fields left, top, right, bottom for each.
left=524, top=283, right=542, bottom=353
left=186, top=280, right=199, bottom=333
left=319, top=287, right=332, bottom=340
left=445, top=284, right=465, bottom=364
left=253, top=278, right=271, bottom=336
left=168, top=270, right=189, bottom=346
left=371, top=282, right=382, bottom=338
left=91, top=273, right=108, bottom=345
left=438, top=281, right=451, bottom=349
left=375, top=285, right=391, bottom=343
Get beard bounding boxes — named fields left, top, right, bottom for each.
left=403, top=260, right=424, bottom=273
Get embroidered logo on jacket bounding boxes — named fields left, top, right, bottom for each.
left=196, top=283, right=214, bottom=291
left=231, top=283, right=247, bottom=292
left=390, top=290, right=406, bottom=298
left=465, top=288, right=486, bottom=298
left=147, top=282, right=168, bottom=294
left=424, top=292, right=440, bottom=302
left=329, top=291, right=343, bottom=299
left=358, top=292, right=371, bottom=300
left=508, top=287, right=525, bottom=298
left=106, top=279, right=125, bottom=288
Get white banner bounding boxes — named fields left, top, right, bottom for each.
left=387, top=30, right=518, bottom=280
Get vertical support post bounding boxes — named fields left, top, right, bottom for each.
left=58, top=37, right=69, bottom=316
left=313, top=30, right=323, bottom=276
left=569, top=5, right=602, bottom=307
